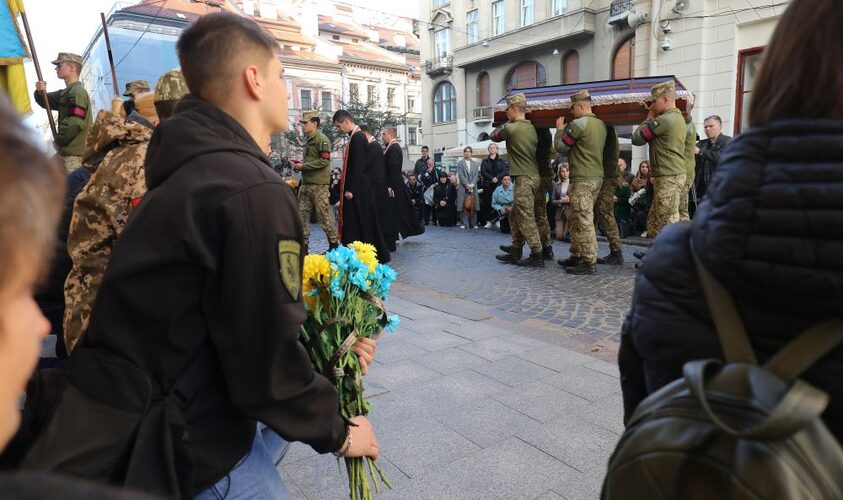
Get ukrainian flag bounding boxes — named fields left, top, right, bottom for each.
left=0, top=0, right=31, bottom=115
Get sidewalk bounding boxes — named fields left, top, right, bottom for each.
left=279, top=291, right=624, bottom=500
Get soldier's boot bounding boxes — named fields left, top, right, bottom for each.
left=499, top=244, right=514, bottom=253
left=556, top=256, right=582, bottom=268
left=495, top=246, right=522, bottom=264
left=516, top=251, right=545, bottom=268
left=596, top=250, right=624, bottom=265
left=542, top=246, right=554, bottom=261
left=633, top=250, right=647, bottom=260
left=565, top=262, right=597, bottom=275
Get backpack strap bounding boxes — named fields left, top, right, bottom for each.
left=764, top=320, right=843, bottom=383
left=692, top=253, right=757, bottom=364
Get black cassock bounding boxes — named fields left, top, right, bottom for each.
left=384, top=141, right=424, bottom=240
left=364, top=138, right=396, bottom=253
left=339, top=130, right=391, bottom=263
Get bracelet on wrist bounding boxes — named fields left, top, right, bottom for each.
left=334, top=426, right=352, bottom=457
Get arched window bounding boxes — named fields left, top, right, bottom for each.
left=434, top=81, right=457, bottom=123
left=477, top=72, right=490, bottom=107
left=562, top=51, right=580, bottom=84
left=612, top=36, right=636, bottom=79
left=477, top=132, right=490, bottom=141
left=505, top=61, right=547, bottom=92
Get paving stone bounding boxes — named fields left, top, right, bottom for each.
left=544, top=365, right=623, bottom=402
left=373, top=339, right=430, bottom=364
left=471, top=355, right=558, bottom=386
left=458, top=335, right=547, bottom=361
left=447, top=369, right=512, bottom=395
left=433, top=396, right=542, bottom=448
left=516, top=415, right=620, bottom=477
left=413, top=346, right=493, bottom=375
left=583, top=359, right=620, bottom=379
left=516, top=345, right=595, bottom=372
left=533, top=491, right=566, bottom=500
left=441, top=321, right=510, bottom=341
left=363, top=359, right=441, bottom=391
left=575, top=392, right=625, bottom=436
left=281, top=449, right=408, bottom=500
left=490, top=380, right=591, bottom=423
left=404, top=329, right=471, bottom=352
left=280, top=442, right=318, bottom=466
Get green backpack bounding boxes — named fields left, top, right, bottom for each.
left=602, top=255, right=843, bottom=499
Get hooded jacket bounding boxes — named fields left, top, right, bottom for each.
left=80, top=95, right=346, bottom=493
left=619, top=119, right=843, bottom=442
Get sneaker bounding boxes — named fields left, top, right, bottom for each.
left=640, top=231, right=648, bottom=237
left=565, top=262, right=597, bottom=275
left=542, top=246, right=554, bottom=260
left=596, top=250, right=624, bottom=265
left=516, top=252, right=545, bottom=267
left=485, top=222, right=493, bottom=229
left=460, top=225, right=466, bottom=229
left=557, top=256, right=582, bottom=268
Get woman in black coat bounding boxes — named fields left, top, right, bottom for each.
left=619, top=0, right=843, bottom=442
left=432, top=171, right=457, bottom=227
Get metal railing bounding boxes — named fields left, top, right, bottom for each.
left=424, top=55, right=453, bottom=75
left=609, top=0, right=633, bottom=18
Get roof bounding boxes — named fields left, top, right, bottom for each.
left=318, top=15, right=371, bottom=39
left=369, top=26, right=420, bottom=52
left=493, top=76, right=696, bottom=127
left=120, top=0, right=239, bottom=22
left=277, top=47, right=336, bottom=65
left=335, top=40, right=404, bottom=68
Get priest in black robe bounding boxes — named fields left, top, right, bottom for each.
left=359, top=125, right=396, bottom=252
left=332, top=111, right=391, bottom=263
left=383, top=128, right=424, bottom=242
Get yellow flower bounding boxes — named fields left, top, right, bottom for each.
left=302, top=254, right=332, bottom=309
left=349, top=241, right=378, bottom=273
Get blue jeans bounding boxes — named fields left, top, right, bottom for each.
left=194, top=425, right=292, bottom=500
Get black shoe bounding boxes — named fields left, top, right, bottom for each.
left=516, top=252, right=545, bottom=267
left=556, top=256, right=582, bottom=268
left=597, top=250, right=624, bottom=265
left=565, top=262, right=597, bottom=275
left=499, top=245, right=514, bottom=253
left=496, top=246, right=522, bottom=264
left=633, top=250, right=646, bottom=260
left=542, top=246, right=554, bottom=260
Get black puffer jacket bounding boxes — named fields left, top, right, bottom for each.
left=619, top=119, right=843, bottom=441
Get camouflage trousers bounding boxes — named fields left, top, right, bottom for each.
left=595, top=178, right=622, bottom=253
left=510, top=175, right=542, bottom=253
left=678, top=173, right=695, bottom=222
left=535, top=176, right=552, bottom=249
left=569, top=179, right=602, bottom=264
left=299, top=184, right=338, bottom=248
left=647, top=174, right=686, bottom=239
left=60, top=155, right=82, bottom=173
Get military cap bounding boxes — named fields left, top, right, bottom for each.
left=51, top=52, right=82, bottom=65
left=650, top=80, right=676, bottom=99
left=300, top=110, right=320, bottom=123
left=506, top=93, right=527, bottom=109
left=123, top=80, right=151, bottom=97
left=570, top=89, right=591, bottom=103
left=154, top=69, right=188, bottom=102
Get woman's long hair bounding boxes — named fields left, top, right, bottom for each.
left=749, top=0, right=843, bottom=126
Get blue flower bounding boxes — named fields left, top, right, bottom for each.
left=385, top=314, right=400, bottom=332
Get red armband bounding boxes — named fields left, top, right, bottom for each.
left=130, top=196, right=143, bottom=208
left=641, top=125, right=655, bottom=142
left=69, top=105, right=87, bottom=118
left=561, top=133, right=576, bottom=147
left=320, top=152, right=331, bottom=159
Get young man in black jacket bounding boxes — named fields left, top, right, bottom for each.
left=29, top=13, right=379, bottom=498
left=480, top=143, right=508, bottom=228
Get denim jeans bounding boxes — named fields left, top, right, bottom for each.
left=194, top=425, right=292, bottom=500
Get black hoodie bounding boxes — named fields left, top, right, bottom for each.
left=81, top=95, right=346, bottom=493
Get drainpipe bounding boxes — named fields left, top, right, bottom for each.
left=649, top=0, right=659, bottom=76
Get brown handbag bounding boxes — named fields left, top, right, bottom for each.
left=464, top=190, right=475, bottom=213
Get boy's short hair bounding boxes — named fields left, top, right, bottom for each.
left=176, top=12, right=278, bottom=102
left=332, top=109, right=353, bottom=124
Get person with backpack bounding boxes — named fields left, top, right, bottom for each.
left=606, top=1, right=843, bottom=497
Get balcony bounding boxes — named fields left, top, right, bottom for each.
left=424, top=55, right=453, bottom=77
left=608, top=0, right=633, bottom=25
left=473, top=106, right=492, bottom=123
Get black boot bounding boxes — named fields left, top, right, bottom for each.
left=499, top=244, right=514, bottom=253
left=596, top=250, right=624, bottom=265
left=516, top=251, right=545, bottom=267
left=556, top=256, right=582, bottom=268
left=633, top=250, right=646, bottom=260
left=496, top=247, right=522, bottom=264
left=565, top=262, right=597, bottom=275
left=542, top=246, right=554, bottom=260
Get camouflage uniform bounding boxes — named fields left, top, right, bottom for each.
left=631, top=81, right=688, bottom=239
left=568, top=180, right=603, bottom=263
left=510, top=175, right=542, bottom=251
left=123, top=79, right=150, bottom=97
left=298, top=111, right=337, bottom=249
left=154, top=69, right=188, bottom=103
left=34, top=53, right=92, bottom=173
left=679, top=120, right=697, bottom=221
left=595, top=126, right=622, bottom=253
left=63, top=110, right=153, bottom=353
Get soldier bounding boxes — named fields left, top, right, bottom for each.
left=63, top=70, right=188, bottom=354
left=34, top=52, right=92, bottom=173
left=554, top=89, right=607, bottom=275
left=631, top=80, right=687, bottom=239
left=121, top=79, right=151, bottom=116
left=491, top=93, right=544, bottom=267
left=291, top=111, right=338, bottom=253
left=535, top=128, right=555, bottom=260
left=595, top=123, right=624, bottom=265
left=679, top=105, right=697, bottom=221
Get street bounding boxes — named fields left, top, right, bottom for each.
left=282, top=225, right=638, bottom=499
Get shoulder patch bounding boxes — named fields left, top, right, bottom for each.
left=278, top=239, right=301, bottom=299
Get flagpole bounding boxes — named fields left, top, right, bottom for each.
left=100, top=13, right=119, bottom=97
left=18, top=10, right=57, bottom=140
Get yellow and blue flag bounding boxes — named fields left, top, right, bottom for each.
left=0, top=0, right=31, bottom=115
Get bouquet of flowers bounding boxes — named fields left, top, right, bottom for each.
left=300, top=242, right=399, bottom=500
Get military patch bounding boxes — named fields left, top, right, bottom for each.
left=278, top=239, right=301, bottom=299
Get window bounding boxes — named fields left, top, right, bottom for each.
left=477, top=72, right=490, bottom=107
left=433, top=81, right=457, bottom=123
left=408, top=97, right=415, bottom=112
left=562, top=51, right=580, bottom=84
left=435, top=0, right=449, bottom=6
left=612, top=36, right=635, bottom=79
left=521, top=0, right=534, bottom=27
left=349, top=83, right=360, bottom=103
left=408, top=127, right=418, bottom=145
left=735, top=47, right=764, bottom=134
left=466, top=10, right=479, bottom=44
left=492, top=1, right=505, bottom=36
left=505, top=61, right=547, bottom=91
left=321, top=91, right=332, bottom=112
left=300, top=89, right=312, bottom=110
left=434, top=28, right=451, bottom=59
left=552, top=0, right=568, bottom=15
left=332, top=35, right=340, bottom=40
left=387, top=87, right=396, bottom=107
left=367, top=84, right=378, bottom=105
